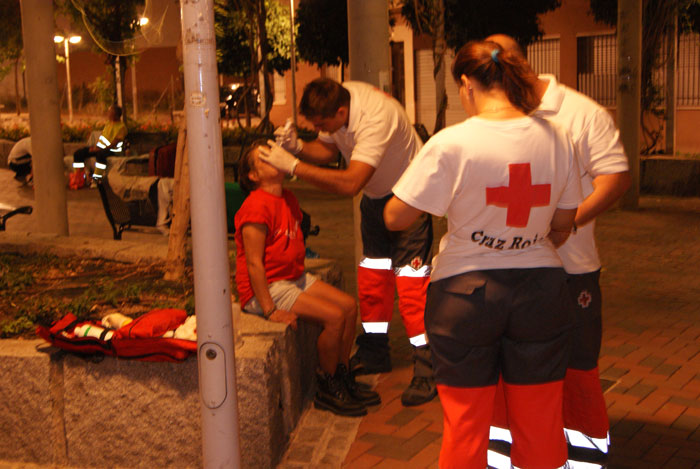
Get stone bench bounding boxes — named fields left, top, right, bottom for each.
left=0, top=243, right=341, bottom=468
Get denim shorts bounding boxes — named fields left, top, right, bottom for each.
left=243, top=272, right=317, bottom=316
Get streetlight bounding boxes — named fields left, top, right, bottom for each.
left=54, top=34, right=82, bottom=123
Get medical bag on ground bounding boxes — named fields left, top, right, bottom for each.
left=36, top=308, right=197, bottom=362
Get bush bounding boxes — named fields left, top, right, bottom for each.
left=0, top=124, right=29, bottom=141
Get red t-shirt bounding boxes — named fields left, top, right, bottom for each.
left=234, top=188, right=305, bottom=308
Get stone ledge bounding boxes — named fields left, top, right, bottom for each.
left=0, top=313, right=320, bottom=469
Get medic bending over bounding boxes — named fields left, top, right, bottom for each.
left=487, top=34, right=630, bottom=467
left=383, top=41, right=582, bottom=469
left=259, top=78, right=436, bottom=406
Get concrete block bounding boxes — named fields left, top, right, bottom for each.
left=0, top=340, right=54, bottom=465
left=62, top=353, right=201, bottom=469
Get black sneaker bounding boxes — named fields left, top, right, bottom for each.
left=401, top=375, right=437, bottom=406
left=349, top=332, right=392, bottom=375
left=336, top=364, right=381, bottom=406
left=314, top=372, right=367, bottom=417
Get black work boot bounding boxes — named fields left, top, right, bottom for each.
left=314, top=371, right=367, bottom=417
left=401, top=345, right=437, bottom=406
left=336, top=364, right=381, bottom=406
left=349, top=332, right=392, bottom=375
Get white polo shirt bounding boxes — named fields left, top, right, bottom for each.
left=318, top=81, right=422, bottom=199
left=535, top=75, right=629, bottom=274
left=8, top=137, right=32, bottom=165
left=393, top=116, right=582, bottom=282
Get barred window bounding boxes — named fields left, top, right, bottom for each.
left=677, top=32, right=700, bottom=107
left=576, top=33, right=617, bottom=107
left=527, top=37, right=560, bottom=81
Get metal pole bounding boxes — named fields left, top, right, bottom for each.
left=132, top=57, right=138, bottom=119
left=19, top=0, right=69, bottom=236
left=179, top=0, right=241, bottom=467
left=115, top=57, right=123, bottom=108
left=289, top=0, right=297, bottom=126
left=617, top=0, right=641, bottom=209
left=65, top=40, right=73, bottom=123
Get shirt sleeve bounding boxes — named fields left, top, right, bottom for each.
left=579, top=108, right=629, bottom=177
left=392, top=139, right=458, bottom=217
left=234, top=195, right=272, bottom=233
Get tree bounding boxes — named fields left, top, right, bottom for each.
left=401, top=0, right=561, bottom=133
left=589, top=0, right=700, bottom=153
left=295, top=0, right=348, bottom=74
left=214, top=0, right=292, bottom=128
left=0, top=0, right=24, bottom=115
left=58, top=0, right=146, bottom=120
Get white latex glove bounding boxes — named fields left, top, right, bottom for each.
left=259, top=140, right=300, bottom=175
left=273, top=118, right=303, bottom=155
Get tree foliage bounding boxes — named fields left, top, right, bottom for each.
left=58, top=0, right=145, bottom=114
left=214, top=0, right=293, bottom=77
left=0, top=0, right=22, bottom=77
left=401, top=0, right=561, bottom=52
left=0, top=0, right=24, bottom=114
left=295, top=0, right=348, bottom=68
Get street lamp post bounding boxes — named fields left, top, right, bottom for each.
left=54, top=34, right=81, bottom=123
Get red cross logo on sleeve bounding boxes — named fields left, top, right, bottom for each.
left=486, top=163, right=551, bottom=227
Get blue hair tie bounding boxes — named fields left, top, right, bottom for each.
left=491, top=49, right=500, bottom=63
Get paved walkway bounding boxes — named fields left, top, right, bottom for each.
left=2, top=168, right=700, bottom=468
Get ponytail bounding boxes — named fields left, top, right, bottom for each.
left=451, top=40, right=540, bottom=114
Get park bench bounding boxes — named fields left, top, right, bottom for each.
left=0, top=203, right=32, bottom=231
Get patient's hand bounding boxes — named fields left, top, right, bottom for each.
left=269, top=309, right=298, bottom=331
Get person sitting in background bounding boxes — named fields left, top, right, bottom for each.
left=234, top=140, right=380, bottom=417
left=8, top=136, right=32, bottom=186
left=70, top=105, right=127, bottom=188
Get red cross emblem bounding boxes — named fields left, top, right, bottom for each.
left=410, top=256, right=423, bottom=270
left=486, top=163, right=551, bottom=227
left=578, top=290, right=592, bottom=308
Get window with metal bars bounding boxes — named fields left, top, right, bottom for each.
left=576, top=33, right=617, bottom=107
left=527, top=37, right=560, bottom=81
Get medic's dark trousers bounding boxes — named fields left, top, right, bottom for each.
left=426, top=268, right=573, bottom=469
left=358, top=194, right=433, bottom=345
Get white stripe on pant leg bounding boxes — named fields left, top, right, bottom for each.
left=487, top=449, right=511, bottom=469
left=362, top=322, right=389, bottom=334
left=409, top=333, right=427, bottom=347
left=564, top=429, right=609, bottom=453
left=73, top=162, right=85, bottom=169
left=489, top=426, right=513, bottom=443
left=359, top=257, right=392, bottom=270
left=566, top=460, right=604, bottom=469
left=395, top=264, right=431, bottom=278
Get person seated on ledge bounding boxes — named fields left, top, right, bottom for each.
left=234, top=140, right=380, bottom=417
left=70, top=105, right=127, bottom=188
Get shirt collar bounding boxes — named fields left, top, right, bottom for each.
left=536, top=74, right=566, bottom=116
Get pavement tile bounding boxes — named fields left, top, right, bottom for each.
left=663, top=456, right=697, bottom=469
left=625, top=382, right=657, bottom=400
left=635, top=388, right=669, bottom=413
left=391, top=417, right=432, bottom=439
left=653, top=401, right=689, bottom=426
left=343, top=440, right=375, bottom=465
left=611, top=418, right=645, bottom=438
left=653, top=363, right=682, bottom=377
left=643, top=442, right=679, bottom=465
left=603, top=366, right=631, bottom=380
left=386, top=408, right=421, bottom=427
left=342, top=452, right=383, bottom=468
left=639, top=355, right=666, bottom=369
left=399, top=430, right=441, bottom=460
left=406, top=441, right=440, bottom=468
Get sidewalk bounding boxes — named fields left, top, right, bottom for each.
left=2, top=168, right=700, bottom=468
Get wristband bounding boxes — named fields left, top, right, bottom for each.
left=264, top=305, right=277, bottom=318
left=290, top=158, right=299, bottom=176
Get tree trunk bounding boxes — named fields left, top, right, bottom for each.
left=432, top=0, right=447, bottom=134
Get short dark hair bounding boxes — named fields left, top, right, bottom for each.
left=451, top=40, right=540, bottom=114
left=299, top=78, right=350, bottom=118
left=237, top=139, right=269, bottom=193
left=110, top=105, right=123, bottom=119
